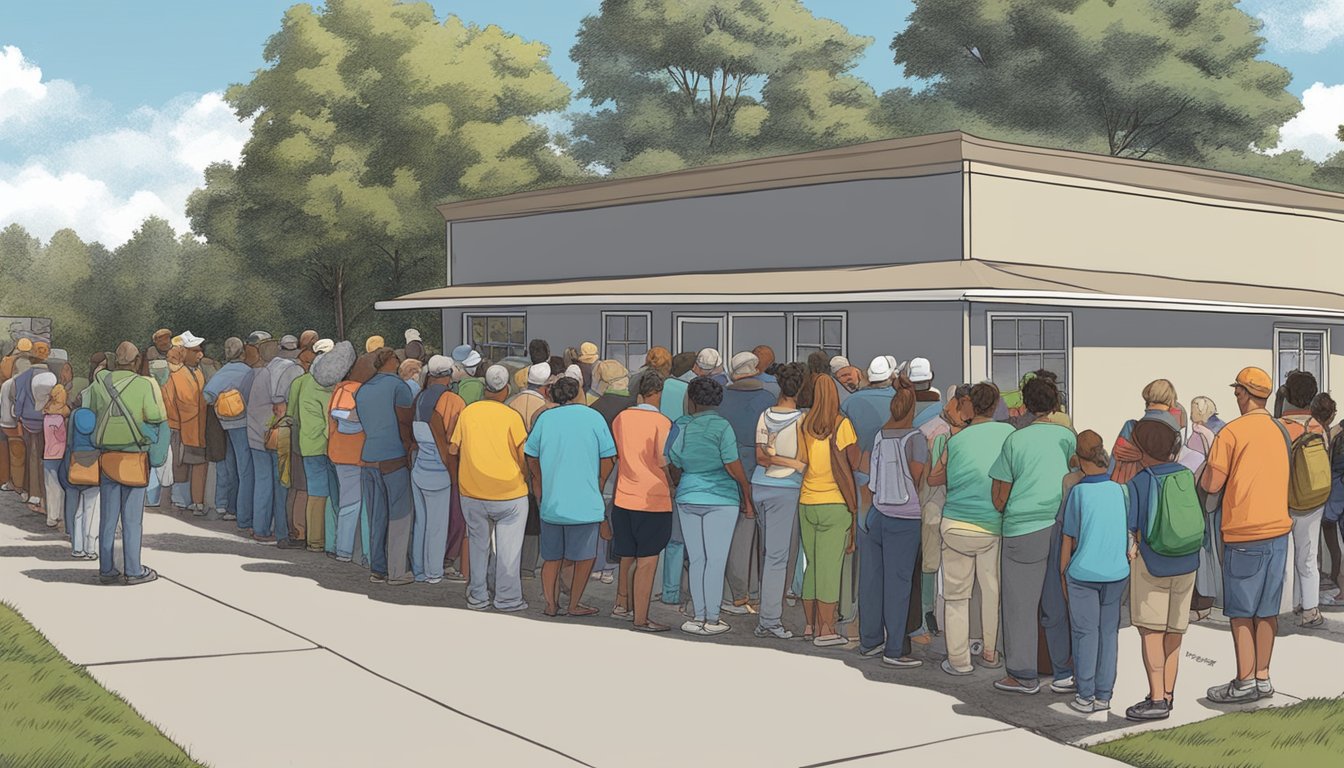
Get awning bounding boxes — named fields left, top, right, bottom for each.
left=375, top=259, right=1344, bottom=319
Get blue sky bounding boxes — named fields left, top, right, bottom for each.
left=2, top=0, right=1342, bottom=245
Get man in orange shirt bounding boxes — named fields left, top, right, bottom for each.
left=164, top=333, right=209, bottom=514
left=1201, top=367, right=1292, bottom=704
left=608, top=370, right=675, bottom=631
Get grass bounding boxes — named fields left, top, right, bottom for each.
left=0, top=601, right=204, bottom=768
left=1089, top=697, right=1344, bottom=767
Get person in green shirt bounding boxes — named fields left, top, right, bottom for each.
left=450, top=345, right=485, bottom=404
left=85, top=341, right=166, bottom=586
left=988, top=375, right=1077, bottom=695
left=289, top=341, right=346, bottom=552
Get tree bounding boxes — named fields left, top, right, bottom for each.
left=570, top=0, right=880, bottom=171
left=195, top=0, right=579, bottom=342
left=892, top=0, right=1302, bottom=163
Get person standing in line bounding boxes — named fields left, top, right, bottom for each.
left=14, top=340, right=52, bottom=515
left=409, top=356, right=464, bottom=583
left=165, top=333, right=209, bottom=515
left=916, top=384, right=971, bottom=639
left=34, top=372, right=64, bottom=528
left=667, top=377, right=755, bottom=636
left=1202, top=367, right=1293, bottom=704
left=138, top=329, right=173, bottom=377
left=1277, top=370, right=1329, bottom=629
left=633, top=347, right=690, bottom=607
left=355, top=348, right=416, bottom=585
left=87, top=342, right=166, bottom=585
left=507, top=361, right=552, bottom=578
left=0, top=337, right=35, bottom=500
left=751, top=362, right=809, bottom=639
left=908, top=358, right=942, bottom=429
left=1316, top=394, right=1344, bottom=606
left=205, top=338, right=256, bottom=530
left=450, top=345, right=485, bottom=405
left=841, top=356, right=897, bottom=638
left=718, top=352, right=776, bottom=617
left=989, top=375, right=1077, bottom=695
left=64, top=403, right=100, bottom=559
left=328, top=348, right=372, bottom=565
left=587, top=360, right=635, bottom=583
left=751, top=345, right=779, bottom=393
left=449, top=365, right=530, bottom=612
left=290, top=341, right=345, bottom=553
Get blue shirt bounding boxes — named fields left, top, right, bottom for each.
left=660, top=376, right=688, bottom=423
left=1061, top=474, right=1131, bottom=583
left=203, top=361, right=254, bottom=430
left=667, top=411, right=740, bottom=506
left=524, top=404, right=616, bottom=525
left=719, top=382, right=775, bottom=449
left=841, top=386, right=894, bottom=452
left=355, top=372, right=413, bottom=463
left=1126, top=463, right=1201, bottom=577
left=912, top=395, right=943, bottom=429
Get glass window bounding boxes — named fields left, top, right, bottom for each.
left=603, top=312, right=651, bottom=372
left=465, top=314, right=525, bottom=363
left=792, top=313, right=846, bottom=363
left=990, top=314, right=1071, bottom=408
left=1277, top=329, right=1327, bottom=389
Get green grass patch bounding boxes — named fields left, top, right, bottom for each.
left=0, top=601, right=204, bottom=768
left=1089, top=697, right=1344, bottom=767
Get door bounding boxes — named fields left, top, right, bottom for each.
left=676, top=315, right=725, bottom=359
left=728, top=312, right=787, bottom=362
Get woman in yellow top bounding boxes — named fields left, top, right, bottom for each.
left=798, top=374, right=860, bottom=646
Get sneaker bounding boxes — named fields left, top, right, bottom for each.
left=123, top=567, right=158, bottom=586
left=192, top=507, right=208, bottom=517
left=444, top=567, right=466, bottom=582
left=253, top=534, right=276, bottom=543
left=336, top=555, right=353, bottom=563
left=754, top=625, right=794, bottom=640
left=1069, top=696, right=1098, bottom=714
left=84, top=552, right=97, bottom=560
left=1256, top=678, right=1275, bottom=698
left=1207, top=679, right=1260, bottom=704
left=925, top=610, right=941, bottom=635
left=497, top=602, right=529, bottom=613
left=700, top=621, right=731, bottom=635
left=369, top=573, right=388, bottom=584
left=680, top=620, right=707, bottom=635
left=600, top=571, right=614, bottom=584
left=1050, top=677, right=1077, bottom=694
left=98, top=571, right=122, bottom=585
left=1125, top=697, right=1171, bottom=721
left=426, top=577, right=443, bottom=585
left=812, top=634, right=848, bottom=648
left=386, top=575, right=415, bottom=586
left=71, top=551, right=85, bottom=559
left=466, top=600, right=490, bottom=611
left=941, top=659, right=974, bottom=676
left=720, top=601, right=751, bottom=616
left=969, top=638, right=985, bottom=657
left=220, top=512, right=237, bottom=521
left=994, top=677, right=1040, bottom=695
left=882, top=656, right=923, bottom=669
left=858, top=643, right=886, bottom=658
left=1299, top=609, right=1325, bottom=628
left=276, top=539, right=305, bottom=550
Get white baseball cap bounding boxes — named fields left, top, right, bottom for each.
left=563, top=364, right=583, bottom=382
left=426, top=355, right=454, bottom=377
left=829, top=355, right=850, bottom=375
left=484, top=364, right=510, bottom=393
left=695, top=348, right=721, bottom=371
left=404, top=328, right=422, bottom=343
left=909, top=357, right=933, bottom=383
left=866, top=356, right=894, bottom=384
left=729, top=351, right=759, bottom=378
left=527, top=362, right=551, bottom=386
left=178, top=330, right=205, bottom=349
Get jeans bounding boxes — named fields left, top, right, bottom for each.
left=677, top=503, right=738, bottom=623
left=333, top=463, right=370, bottom=562
left=70, top=487, right=99, bottom=555
left=752, top=484, right=801, bottom=630
left=1291, top=506, right=1324, bottom=611
left=43, top=460, right=64, bottom=526
left=250, top=449, right=287, bottom=540
left=99, top=478, right=147, bottom=578
left=1066, top=576, right=1127, bottom=702
left=411, top=471, right=452, bottom=582
left=1041, top=521, right=1074, bottom=682
left=725, top=450, right=759, bottom=603
left=857, top=511, right=923, bottom=658
left=362, top=466, right=411, bottom=580
left=1002, top=526, right=1053, bottom=684
left=662, top=516, right=687, bottom=603
left=224, top=429, right=253, bottom=527
left=146, top=462, right=162, bottom=507
left=461, top=495, right=528, bottom=610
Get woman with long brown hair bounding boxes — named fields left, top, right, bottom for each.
left=797, top=374, right=860, bottom=646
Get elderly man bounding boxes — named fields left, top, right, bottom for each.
left=683, top=348, right=722, bottom=384
left=451, top=344, right=485, bottom=405
left=246, top=339, right=302, bottom=547
left=356, top=347, right=416, bottom=585
left=139, top=329, right=173, bottom=376
left=290, top=340, right=345, bottom=553
left=14, top=340, right=53, bottom=515
left=205, top=337, right=256, bottom=527
left=716, top=351, right=777, bottom=615
left=164, top=332, right=209, bottom=515
left=0, top=338, right=33, bottom=499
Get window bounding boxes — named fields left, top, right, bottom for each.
left=1275, top=328, right=1328, bottom=389
left=989, top=313, right=1071, bottom=405
left=603, top=311, right=650, bottom=371
left=792, top=312, right=846, bottom=363
left=464, top=313, right=525, bottom=362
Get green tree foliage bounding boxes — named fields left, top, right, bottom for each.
left=891, top=0, right=1301, bottom=162
left=570, top=0, right=882, bottom=171
left=194, top=0, right=579, bottom=342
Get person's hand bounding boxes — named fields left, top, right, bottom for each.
left=742, top=499, right=755, bottom=519
left=845, top=526, right=856, bottom=554
left=599, top=520, right=612, bottom=541
left=1128, top=542, right=1139, bottom=562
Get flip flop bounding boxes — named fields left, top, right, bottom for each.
left=568, top=605, right=599, bottom=617
left=633, top=622, right=670, bottom=633
left=544, top=605, right=569, bottom=618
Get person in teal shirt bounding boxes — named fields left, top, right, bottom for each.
left=988, top=375, right=1076, bottom=694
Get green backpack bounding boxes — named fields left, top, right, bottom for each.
left=1144, top=468, right=1205, bottom=557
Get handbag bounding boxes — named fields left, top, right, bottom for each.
left=265, top=415, right=293, bottom=453
left=95, top=372, right=151, bottom=488
left=215, top=388, right=245, bottom=418
left=68, top=450, right=100, bottom=486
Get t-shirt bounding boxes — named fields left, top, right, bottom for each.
left=612, top=404, right=673, bottom=512
left=912, top=392, right=943, bottom=429
left=918, top=415, right=952, bottom=510
left=506, top=389, right=548, bottom=430
left=752, top=408, right=805, bottom=488
left=1206, top=410, right=1291, bottom=543
left=799, top=417, right=857, bottom=506
left=943, top=421, right=1015, bottom=534
left=326, top=381, right=364, bottom=465
left=719, top=382, right=776, bottom=451
left=245, top=364, right=275, bottom=450
left=1061, top=474, right=1131, bottom=583
left=525, top=404, right=617, bottom=524
left=989, top=422, right=1077, bottom=538
left=591, top=391, right=636, bottom=428
left=840, top=386, right=894, bottom=456
left=667, top=411, right=740, bottom=506
left=456, top=377, right=484, bottom=405
left=449, top=399, right=528, bottom=501
left=1126, top=463, right=1201, bottom=577
left=288, top=373, right=333, bottom=457
left=659, top=376, right=688, bottom=423
left=868, top=427, right=928, bottom=519
left=354, top=373, right=413, bottom=463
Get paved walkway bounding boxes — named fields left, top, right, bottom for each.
left=2, top=497, right=1342, bottom=767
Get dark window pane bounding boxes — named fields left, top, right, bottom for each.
left=1018, top=319, right=1042, bottom=351
left=607, top=314, right=626, bottom=343
left=1304, top=332, right=1323, bottom=352
left=1043, top=319, right=1066, bottom=350
left=822, top=318, right=843, bottom=347
left=1016, top=353, right=1042, bottom=376
left=795, top=318, right=819, bottom=346
left=1043, top=353, right=1067, bottom=383
left=992, top=354, right=1019, bottom=391
left=992, top=319, right=1016, bottom=351
left=628, top=314, right=647, bottom=343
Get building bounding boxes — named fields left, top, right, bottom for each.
left=378, top=131, right=1344, bottom=439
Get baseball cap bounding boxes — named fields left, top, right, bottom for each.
left=279, top=334, right=299, bottom=351
left=451, top=344, right=482, bottom=369
left=426, top=355, right=454, bottom=377
left=829, top=356, right=850, bottom=375
left=312, top=339, right=335, bottom=355
left=908, top=357, right=933, bottom=383
left=866, top=356, right=894, bottom=384
left=595, top=359, right=629, bottom=384
left=404, top=328, right=422, bottom=343
left=248, top=331, right=272, bottom=343
left=729, top=351, right=759, bottom=378
left=365, top=335, right=385, bottom=353
left=527, top=362, right=551, bottom=386
left=484, top=364, right=510, bottom=393
left=1231, top=367, right=1272, bottom=399
left=695, top=347, right=721, bottom=371
left=563, top=364, right=583, bottom=382
left=578, top=341, right=600, bottom=364
left=223, top=337, right=244, bottom=361
left=114, top=341, right=140, bottom=366
left=179, top=330, right=205, bottom=349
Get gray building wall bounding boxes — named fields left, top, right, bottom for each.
left=449, top=174, right=963, bottom=285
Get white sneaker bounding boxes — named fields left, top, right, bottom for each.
left=754, top=625, right=794, bottom=640
left=720, top=601, right=751, bottom=615
left=1050, top=677, right=1077, bottom=694
left=700, top=621, right=731, bottom=635
left=680, top=620, right=706, bottom=635
left=969, top=638, right=985, bottom=657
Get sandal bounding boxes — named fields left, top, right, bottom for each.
left=633, top=621, right=670, bottom=633
left=803, top=625, right=815, bottom=640
left=812, top=634, right=848, bottom=648
left=544, top=605, right=569, bottom=618
left=568, top=605, right=599, bottom=617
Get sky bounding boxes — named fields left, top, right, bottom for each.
left=2, top=0, right=1342, bottom=246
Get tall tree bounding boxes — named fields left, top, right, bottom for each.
left=892, top=0, right=1301, bottom=162
left=197, top=0, right=579, bottom=341
left=570, top=0, right=879, bottom=172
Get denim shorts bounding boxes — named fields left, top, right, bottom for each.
left=539, top=520, right=600, bottom=562
left=1222, top=534, right=1289, bottom=619
left=302, top=455, right=334, bottom=497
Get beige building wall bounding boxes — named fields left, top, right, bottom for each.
left=966, top=167, right=1344, bottom=289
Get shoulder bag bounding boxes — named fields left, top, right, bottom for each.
left=95, top=372, right=151, bottom=487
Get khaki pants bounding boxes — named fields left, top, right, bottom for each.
left=942, top=523, right=1001, bottom=671
left=4, top=426, right=27, bottom=495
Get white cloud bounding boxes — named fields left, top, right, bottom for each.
left=0, top=46, right=252, bottom=247
left=1269, top=82, right=1344, bottom=161
left=1257, top=0, right=1344, bottom=53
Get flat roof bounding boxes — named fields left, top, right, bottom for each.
left=435, top=131, right=1344, bottom=223
left=376, top=259, right=1344, bottom=319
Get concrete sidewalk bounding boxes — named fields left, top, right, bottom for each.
left=2, top=498, right=1340, bottom=767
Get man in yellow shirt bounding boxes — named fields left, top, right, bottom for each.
left=449, top=365, right=530, bottom=612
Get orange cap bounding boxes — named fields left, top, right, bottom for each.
left=1231, top=367, right=1272, bottom=399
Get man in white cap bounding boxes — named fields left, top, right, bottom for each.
left=829, top=356, right=851, bottom=377
left=718, top=351, right=777, bottom=615
left=507, top=362, right=552, bottom=430
left=409, top=354, right=464, bottom=583
left=402, top=329, right=426, bottom=363
left=451, top=344, right=485, bottom=405
left=684, top=348, right=722, bottom=383
left=909, top=357, right=942, bottom=428
left=164, top=331, right=209, bottom=514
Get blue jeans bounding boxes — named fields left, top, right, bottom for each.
left=662, top=515, right=686, bottom=603
left=1223, top=534, right=1290, bottom=619
left=362, top=466, right=411, bottom=579
left=411, top=470, right=451, bottom=581
left=99, top=478, right=147, bottom=578
left=146, top=464, right=162, bottom=507
left=250, top=449, right=287, bottom=540
left=1042, top=521, right=1075, bottom=682
left=857, top=511, right=922, bottom=658
left=224, top=429, right=253, bottom=527
left=333, top=463, right=368, bottom=561
left=1066, top=576, right=1127, bottom=702
left=677, top=502, right=737, bottom=623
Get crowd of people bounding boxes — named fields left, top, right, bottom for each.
left=1, top=327, right=1341, bottom=723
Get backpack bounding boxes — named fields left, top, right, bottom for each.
left=871, top=431, right=917, bottom=510
left=1277, top=418, right=1332, bottom=512
left=215, top=388, right=245, bottom=419
left=1143, top=468, right=1205, bottom=557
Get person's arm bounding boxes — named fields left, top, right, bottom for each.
left=909, top=459, right=927, bottom=489
left=928, top=451, right=948, bottom=487
left=756, top=443, right=773, bottom=468
left=599, top=456, right=616, bottom=491
left=1200, top=431, right=1230, bottom=494
left=992, top=480, right=1013, bottom=513
left=725, top=459, right=755, bottom=518
left=526, top=455, right=543, bottom=503
left=1060, top=535, right=1075, bottom=581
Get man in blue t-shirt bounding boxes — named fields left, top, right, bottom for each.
left=355, top=347, right=415, bottom=585
left=525, top=375, right=616, bottom=618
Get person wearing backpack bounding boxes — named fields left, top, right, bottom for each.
left=37, top=376, right=67, bottom=530
left=204, top=337, right=256, bottom=528
left=1277, top=370, right=1331, bottom=629
left=1201, top=367, right=1292, bottom=705
left=1315, top=393, right=1344, bottom=606
left=751, top=362, right=808, bottom=640
left=1121, top=412, right=1203, bottom=721
left=856, top=377, right=929, bottom=668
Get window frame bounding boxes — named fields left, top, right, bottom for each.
left=986, top=311, right=1073, bottom=408
left=1273, top=325, right=1329, bottom=391
left=461, top=312, right=527, bottom=362
left=601, top=310, right=653, bottom=370
left=790, top=311, right=848, bottom=364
